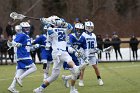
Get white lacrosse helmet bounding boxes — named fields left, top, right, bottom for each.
left=75, top=23, right=84, bottom=38
left=20, top=22, right=30, bottom=27
left=15, top=25, right=22, bottom=33
left=75, top=23, right=84, bottom=29
left=85, top=21, right=94, bottom=32
left=49, top=15, right=60, bottom=21
left=50, top=16, right=64, bottom=27
left=20, top=22, right=30, bottom=35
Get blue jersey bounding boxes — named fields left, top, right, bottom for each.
left=63, top=33, right=86, bottom=70
left=14, top=32, right=32, bottom=61
left=33, top=34, right=52, bottom=61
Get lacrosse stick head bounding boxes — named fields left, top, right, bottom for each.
left=103, top=46, right=113, bottom=53
left=10, top=12, right=26, bottom=20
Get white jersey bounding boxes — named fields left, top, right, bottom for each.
left=82, top=32, right=97, bottom=57
left=48, top=27, right=68, bottom=51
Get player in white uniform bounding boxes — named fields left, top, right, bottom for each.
left=7, top=22, right=37, bottom=93
left=33, top=17, right=83, bottom=93
left=79, top=21, right=104, bottom=86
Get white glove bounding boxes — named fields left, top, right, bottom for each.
left=33, top=44, right=40, bottom=49
left=45, top=43, right=51, bottom=50
left=74, top=51, right=82, bottom=57
left=14, top=43, right=22, bottom=47
left=68, top=47, right=75, bottom=54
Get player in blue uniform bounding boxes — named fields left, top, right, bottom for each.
left=32, top=25, right=53, bottom=81
left=7, top=22, right=37, bottom=93
left=62, top=23, right=88, bottom=88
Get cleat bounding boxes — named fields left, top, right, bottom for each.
left=33, top=87, right=43, bottom=93
left=15, top=77, right=23, bottom=87
left=62, top=75, right=69, bottom=88
left=98, top=79, right=104, bottom=86
left=70, top=89, right=79, bottom=93
left=78, top=81, right=84, bottom=87
left=8, top=87, right=19, bottom=93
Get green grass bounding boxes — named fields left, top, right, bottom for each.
left=0, top=62, right=140, bottom=93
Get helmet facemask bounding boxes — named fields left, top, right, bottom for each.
left=85, top=21, right=94, bottom=33
left=75, top=28, right=83, bottom=38
left=85, top=26, right=94, bottom=32
left=74, top=23, right=84, bottom=39
left=20, top=22, right=31, bottom=35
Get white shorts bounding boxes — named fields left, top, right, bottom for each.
left=52, top=50, right=73, bottom=70
left=80, top=56, right=98, bottom=66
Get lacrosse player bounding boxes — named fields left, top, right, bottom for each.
left=33, top=16, right=85, bottom=93
left=32, top=25, right=53, bottom=81
left=78, top=21, right=103, bottom=86
left=62, top=21, right=104, bottom=87
left=7, top=22, right=37, bottom=93
left=62, top=23, right=86, bottom=88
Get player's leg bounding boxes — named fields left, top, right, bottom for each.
left=19, top=63, right=37, bottom=79
left=62, top=62, right=72, bottom=88
left=62, top=74, right=72, bottom=88
left=8, top=68, right=24, bottom=93
left=90, top=56, right=104, bottom=86
left=79, top=68, right=85, bottom=87
left=69, top=74, right=79, bottom=93
left=33, top=56, right=61, bottom=93
left=92, top=64, right=103, bottom=85
left=42, top=59, right=50, bottom=81
left=78, top=58, right=86, bottom=87
left=61, top=52, right=80, bottom=93
left=16, top=60, right=37, bottom=87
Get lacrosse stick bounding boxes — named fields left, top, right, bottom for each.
left=68, top=44, right=90, bottom=70
left=103, top=46, right=113, bottom=53
left=10, top=12, right=40, bottom=20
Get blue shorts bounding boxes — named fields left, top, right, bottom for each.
left=41, top=50, right=53, bottom=61
left=17, top=59, right=33, bottom=69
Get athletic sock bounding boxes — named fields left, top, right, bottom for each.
left=41, top=84, right=47, bottom=89
left=97, top=76, right=101, bottom=79
left=79, top=79, right=83, bottom=83
left=10, top=78, right=17, bottom=88
left=70, top=86, right=75, bottom=90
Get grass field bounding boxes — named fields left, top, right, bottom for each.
left=0, top=62, right=140, bottom=93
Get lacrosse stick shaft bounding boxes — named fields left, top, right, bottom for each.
left=24, top=16, right=40, bottom=20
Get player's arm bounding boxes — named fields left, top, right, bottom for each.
left=10, top=34, right=24, bottom=47
left=63, top=23, right=73, bottom=35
